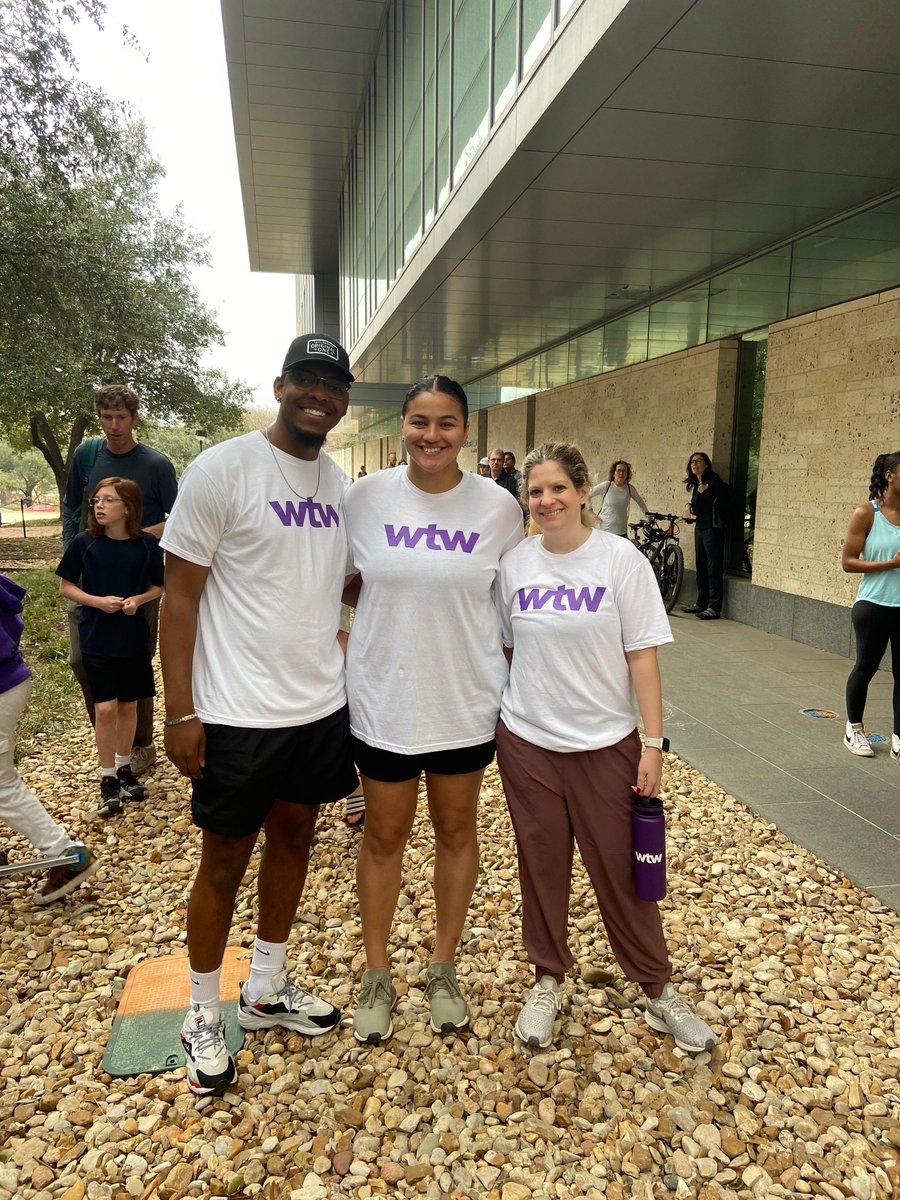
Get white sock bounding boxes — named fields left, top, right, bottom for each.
left=246, top=937, right=288, bottom=1001
left=115, top=754, right=131, bottom=770
left=188, top=964, right=221, bottom=1010
left=99, top=765, right=115, bottom=779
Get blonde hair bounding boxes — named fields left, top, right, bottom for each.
left=521, top=442, right=600, bottom=533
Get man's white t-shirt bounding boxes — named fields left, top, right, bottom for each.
left=498, top=530, right=672, bottom=752
left=344, top=469, right=524, bottom=753
left=160, top=432, right=351, bottom=728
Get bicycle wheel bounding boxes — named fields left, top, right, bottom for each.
left=659, top=544, right=684, bottom=613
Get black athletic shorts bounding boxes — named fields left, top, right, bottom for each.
left=351, top=735, right=496, bottom=783
left=193, top=704, right=358, bottom=836
left=82, top=653, right=155, bottom=704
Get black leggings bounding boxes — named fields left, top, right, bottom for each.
left=846, top=600, right=900, bottom=731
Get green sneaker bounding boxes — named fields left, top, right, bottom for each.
left=353, top=968, right=396, bottom=1045
left=425, top=961, right=469, bottom=1035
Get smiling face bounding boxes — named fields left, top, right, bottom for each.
left=273, top=363, right=350, bottom=458
left=527, top=461, right=589, bottom=535
left=401, top=389, right=468, bottom=487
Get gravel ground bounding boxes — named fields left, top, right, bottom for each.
left=1, top=691, right=899, bottom=1200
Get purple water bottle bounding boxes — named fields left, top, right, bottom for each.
left=632, top=790, right=667, bottom=901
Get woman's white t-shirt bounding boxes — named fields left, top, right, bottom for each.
left=344, top=468, right=524, bottom=753
left=588, top=480, right=648, bottom=536
left=498, top=530, right=672, bottom=752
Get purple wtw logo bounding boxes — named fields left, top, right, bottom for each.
left=517, top=585, right=607, bottom=612
left=269, top=499, right=340, bottom=527
left=384, top=524, right=480, bottom=553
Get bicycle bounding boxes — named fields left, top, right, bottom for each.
left=628, top=511, right=694, bottom=613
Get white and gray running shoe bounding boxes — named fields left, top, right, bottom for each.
left=514, top=976, right=562, bottom=1049
left=643, top=984, right=716, bottom=1053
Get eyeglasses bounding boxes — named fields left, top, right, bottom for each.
left=89, top=496, right=123, bottom=507
left=286, top=369, right=351, bottom=398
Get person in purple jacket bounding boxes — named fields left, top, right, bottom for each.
left=0, top=573, right=100, bottom=905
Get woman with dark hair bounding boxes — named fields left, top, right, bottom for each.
left=681, top=452, right=732, bottom=620
left=588, top=460, right=648, bottom=535
left=841, top=451, right=900, bottom=759
left=496, top=441, right=715, bottom=1053
left=343, top=375, right=524, bottom=1044
left=57, top=477, right=164, bottom=814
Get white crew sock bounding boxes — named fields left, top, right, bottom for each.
left=245, top=937, right=288, bottom=1001
left=99, top=765, right=116, bottom=779
left=188, top=964, right=222, bottom=1010
left=115, top=754, right=131, bottom=770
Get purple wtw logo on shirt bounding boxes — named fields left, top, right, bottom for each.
left=269, top=499, right=340, bottom=527
left=517, top=585, right=607, bottom=612
left=384, top=524, right=480, bottom=553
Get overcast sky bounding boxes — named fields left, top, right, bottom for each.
left=69, top=0, right=295, bottom=409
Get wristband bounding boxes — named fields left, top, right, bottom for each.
left=643, top=736, right=670, bottom=752
left=163, top=713, right=199, bottom=727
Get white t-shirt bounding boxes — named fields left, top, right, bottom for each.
left=160, top=432, right=351, bottom=728
left=588, top=480, right=648, bottom=536
left=498, top=530, right=672, bottom=752
left=344, top=469, right=525, bottom=753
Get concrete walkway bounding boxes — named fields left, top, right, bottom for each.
left=659, top=609, right=900, bottom=915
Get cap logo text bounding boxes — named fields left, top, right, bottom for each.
left=307, top=339, right=338, bottom=361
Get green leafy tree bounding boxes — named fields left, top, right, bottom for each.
left=0, top=439, right=53, bottom=505
left=0, top=0, right=250, bottom=500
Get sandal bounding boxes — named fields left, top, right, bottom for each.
left=345, top=788, right=365, bottom=830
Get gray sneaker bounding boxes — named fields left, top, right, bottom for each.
left=424, top=961, right=469, bottom=1034
left=643, top=984, right=716, bottom=1052
left=353, top=968, right=396, bottom=1045
left=514, top=976, right=561, bottom=1048
left=131, top=743, right=157, bottom=776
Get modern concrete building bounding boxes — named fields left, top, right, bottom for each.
left=221, top=0, right=900, bottom=653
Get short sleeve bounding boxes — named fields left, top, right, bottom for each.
left=56, top=535, right=86, bottom=584
left=617, top=551, right=673, bottom=652
left=159, top=462, right=229, bottom=566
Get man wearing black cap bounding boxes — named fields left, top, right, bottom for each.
left=159, top=333, right=359, bottom=1096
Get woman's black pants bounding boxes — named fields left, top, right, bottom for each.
left=694, top=526, right=725, bottom=613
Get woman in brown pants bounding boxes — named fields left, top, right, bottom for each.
left=495, top=442, right=716, bottom=1053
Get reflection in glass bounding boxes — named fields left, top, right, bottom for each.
left=648, top=287, right=709, bottom=360
left=403, top=0, right=423, bottom=261
left=708, top=250, right=790, bottom=339
left=436, top=3, right=451, bottom=209
left=493, top=0, right=517, bottom=118
left=522, top=0, right=552, bottom=76
left=452, top=0, right=490, bottom=184
left=603, top=310, right=650, bottom=372
left=423, top=0, right=436, bottom=229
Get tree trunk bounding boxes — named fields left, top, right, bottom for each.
left=30, top=410, right=91, bottom=507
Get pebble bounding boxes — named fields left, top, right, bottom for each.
left=1, top=704, right=898, bottom=1200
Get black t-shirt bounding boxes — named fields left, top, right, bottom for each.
left=56, top=532, right=164, bottom=656
left=63, top=441, right=177, bottom=548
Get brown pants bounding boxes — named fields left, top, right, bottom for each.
left=496, top=720, right=671, bottom=995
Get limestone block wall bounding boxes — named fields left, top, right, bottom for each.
left=753, top=287, right=900, bottom=607
left=533, top=342, right=739, bottom=567
left=485, top=398, right=529, bottom=472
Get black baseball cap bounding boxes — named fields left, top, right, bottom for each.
left=282, top=333, right=354, bottom=384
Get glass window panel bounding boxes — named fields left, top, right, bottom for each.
left=788, top=198, right=900, bottom=318
left=559, top=0, right=580, bottom=17
left=648, top=286, right=709, bottom=360
left=602, top=310, right=649, bottom=373
left=707, top=249, right=790, bottom=339
left=402, top=0, right=423, bottom=261
left=544, top=343, right=570, bottom=390
left=493, top=0, right=517, bottom=119
left=423, top=0, right=436, bottom=229
left=522, top=0, right=552, bottom=76
left=567, top=329, right=604, bottom=383
left=374, top=33, right=389, bottom=307
left=355, top=137, right=367, bottom=333
left=436, top=2, right=451, bottom=209
left=392, top=11, right=403, bottom=278
left=452, top=0, right=490, bottom=184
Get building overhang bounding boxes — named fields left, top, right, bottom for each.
left=222, top=0, right=900, bottom=385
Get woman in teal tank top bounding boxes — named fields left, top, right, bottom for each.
left=841, top=452, right=900, bottom=759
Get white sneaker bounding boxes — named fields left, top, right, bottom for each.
left=644, top=984, right=716, bottom=1053
left=180, top=1005, right=237, bottom=1096
left=891, top=736, right=900, bottom=764
left=844, top=724, right=875, bottom=757
left=514, top=976, right=561, bottom=1048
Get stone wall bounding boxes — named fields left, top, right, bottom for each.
left=486, top=398, right=529, bottom=472
left=754, top=287, right=900, bottom=608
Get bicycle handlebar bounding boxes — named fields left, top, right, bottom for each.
left=643, top=511, right=695, bottom=524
